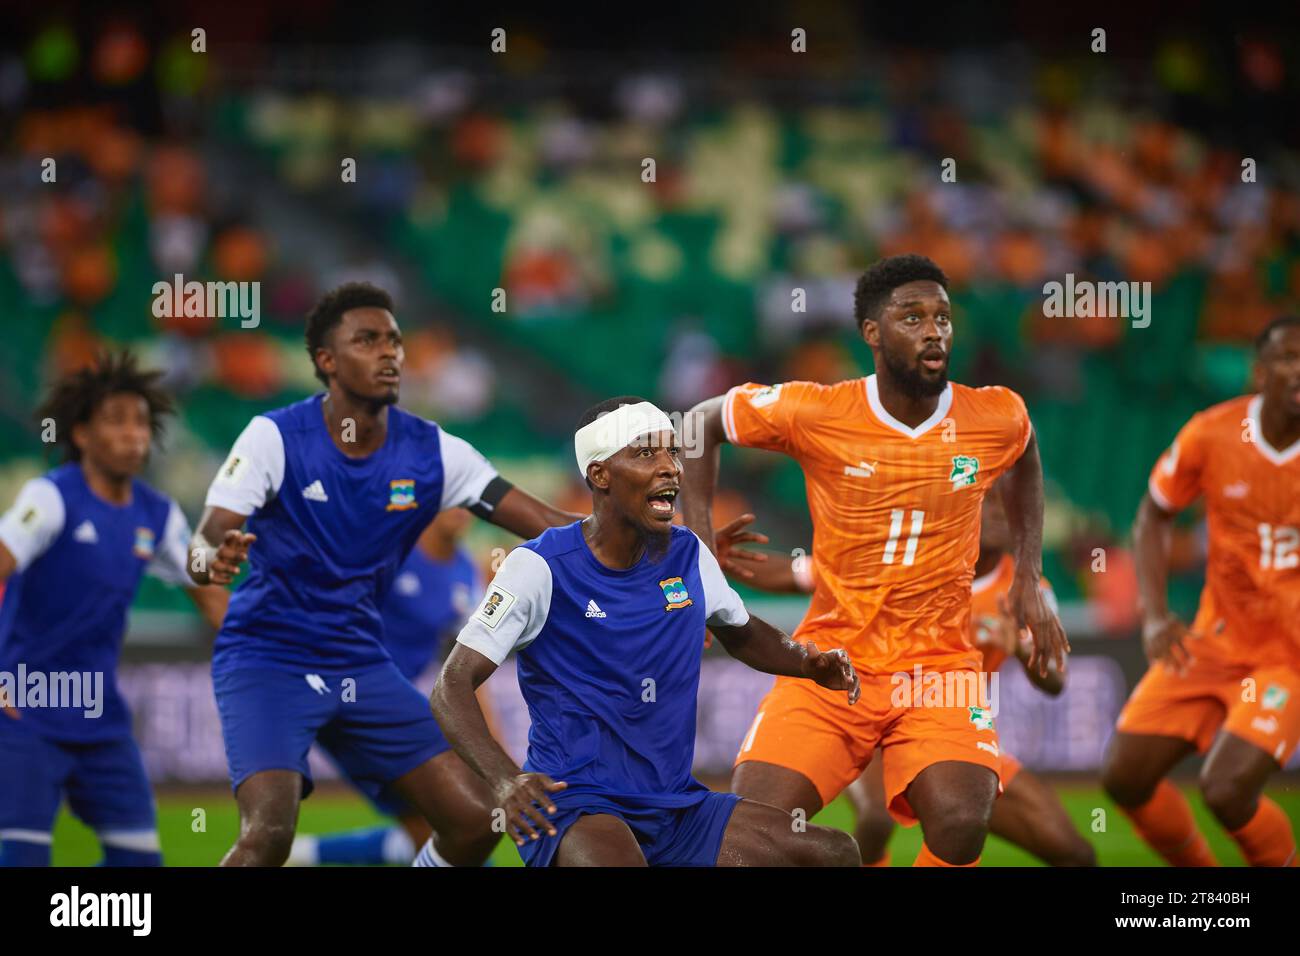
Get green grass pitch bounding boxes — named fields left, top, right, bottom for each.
left=50, top=782, right=1300, bottom=866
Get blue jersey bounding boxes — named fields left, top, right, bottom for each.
left=204, top=394, right=498, bottom=676
left=0, top=463, right=193, bottom=742
left=380, top=546, right=481, bottom=680
left=456, top=522, right=749, bottom=805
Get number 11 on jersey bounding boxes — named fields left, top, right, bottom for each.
left=883, top=509, right=925, bottom=566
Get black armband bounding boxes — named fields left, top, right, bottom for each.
left=468, top=476, right=514, bottom=519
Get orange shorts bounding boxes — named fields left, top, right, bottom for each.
left=735, top=672, right=1002, bottom=825
left=999, top=751, right=1023, bottom=789
left=1117, top=659, right=1300, bottom=764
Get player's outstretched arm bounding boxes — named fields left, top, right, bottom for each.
left=1132, top=491, right=1193, bottom=673
left=188, top=506, right=256, bottom=587
left=431, top=644, right=567, bottom=845
left=681, top=395, right=728, bottom=553
left=997, top=432, right=1069, bottom=677
left=185, top=585, right=230, bottom=631
left=711, top=617, right=860, bottom=704
left=483, top=486, right=584, bottom=539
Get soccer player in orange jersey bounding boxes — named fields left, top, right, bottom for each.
left=846, top=488, right=1093, bottom=866
left=719, top=488, right=1094, bottom=866
left=1101, top=316, right=1300, bottom=868
left=683, top=254, right=1069, bottom=867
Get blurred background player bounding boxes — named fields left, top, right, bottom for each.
left=683, top=254, right=1069, bottom=867
left=288, top=507, right=490, bottom=866
left=723, top=484, right=1095, bottom=866
left=188, top=282, right=581, bottom=867
left=432, top=398, right=861, bottom=866
left=0, top=352, right=227, bottom=867
left=1102, top=315, right=1300, bottom=867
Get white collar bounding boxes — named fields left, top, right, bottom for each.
left=1247, top=395, right=1300, bottom=466
left=864, top=374, right=953, bottom=439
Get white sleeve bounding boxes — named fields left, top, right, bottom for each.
left=146, top=499, right=196, bottom=588
left=438, top=430, right=500, bottom=511
left=204, top=416, right=285, bottom=515
left=694, top=533, right=750, bottom=627
left=455, top=547, right=552, bottom=665
left=0, top=477, right=66, bottom=573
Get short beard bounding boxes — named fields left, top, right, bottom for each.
left=881, top=346, right=948, bottom=401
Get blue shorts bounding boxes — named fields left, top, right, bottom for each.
left=316, top=749, right=412, bottom=818
left=0, top=717, right=157, bottom=834
left=517, top=789, right=742, bottom=868
left=213, top=659, right=449, bottom=799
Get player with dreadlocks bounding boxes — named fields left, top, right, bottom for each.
left=0, top=351, right=229, bottom=866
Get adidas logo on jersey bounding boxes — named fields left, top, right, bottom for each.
left=73, top=520, right=98, bottom=543
left=584, top=600, right=607, bottom=619
left=302, top=480, right=329, bottom=502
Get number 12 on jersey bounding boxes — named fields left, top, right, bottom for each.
left=883, top=509, right=925, bottom=566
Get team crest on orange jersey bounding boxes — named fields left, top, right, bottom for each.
left=386, top=479, right=417, bottom=511
left=950, top=455, right=980, bottom=489
left=660, top=577, right=692, bottom=611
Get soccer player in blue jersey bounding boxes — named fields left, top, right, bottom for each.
left=288, top=507, right=486, bottom=866
left=0, top=352, right=229, bottom=867
left=431, top=397, right=863, bottom=866
left=187, top=282, right=584, bottom=867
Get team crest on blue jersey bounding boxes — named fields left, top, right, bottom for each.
left=133, top=526, right=156, bottom=559
left=659, top=576, right=692, bottom=611
left=386, top=479, right=417, bottom=511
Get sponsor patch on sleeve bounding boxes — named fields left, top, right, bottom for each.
left=214, top=452, right=251, bottom=486
left=18, top=505, right=42, bottom=533
left=474, top=584, right=517, bottom=629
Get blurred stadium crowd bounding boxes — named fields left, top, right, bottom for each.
left=2, top=6, right=1298, bottom=632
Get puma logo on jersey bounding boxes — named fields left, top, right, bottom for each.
left=73, top=520, right=99, bottom=544
left=1252, top=715, right=1279, bottom=736
left=844, top=460, right=878, bottom=479
left=302, top=480, right=329, bottom=502
left=1223, top=481, right=1249, bottom=499
left=584, top=600, right=607, bottom=619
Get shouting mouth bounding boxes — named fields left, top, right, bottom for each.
left=377, top=367, right=401, bottom=384
left=647, top=486, right=678, bottom=518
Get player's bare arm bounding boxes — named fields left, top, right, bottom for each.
left=997, top=432, right=1069, bottom=677
left=1131, top=491, right=1194, bottom=674
left=188, top=506, right=257, bottom=587
left=482, top=485, right=583, bottom=539
left=710, top=617, right=860, bottom=704
left=680, top=394, right=728, bottom=552
left=185, top=585, right=230, bottom=632
left=0, top=540, right=15, bottom=582
left=430, top=644, right=567, bottom=845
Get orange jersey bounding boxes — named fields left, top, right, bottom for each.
left=1148, top=394, right=1300, bottom=669
left=723, top=375, right=1032, bottom=674
left=969, top=553, right=1056, bottom=674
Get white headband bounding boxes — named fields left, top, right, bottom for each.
left=574, top=401, right=677, bottom=478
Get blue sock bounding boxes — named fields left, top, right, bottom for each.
left=318, top=826, right=399, bottom=865
left=0, top=838, right=52, bottom=867
left=100, top=845, right=162, bottom=867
